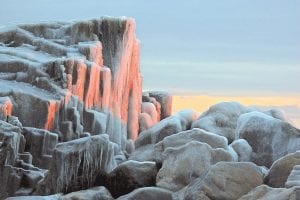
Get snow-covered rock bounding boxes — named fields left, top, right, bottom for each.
left=154, top=128, right=229, bottom=163
left=192, top=102, right=248, bottom=142
left=236, top=111, right=300, bottom=167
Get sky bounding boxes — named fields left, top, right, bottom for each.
left=0, top=0, right=299, bottom=96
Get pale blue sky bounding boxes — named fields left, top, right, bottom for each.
left=0, top=0, right=299, bottom=95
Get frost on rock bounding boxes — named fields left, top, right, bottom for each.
left=0, top=17, right=146, bottom=198
left=0, top=17, right=143, bottom=144
left=42, top=134, right=116, bottom=194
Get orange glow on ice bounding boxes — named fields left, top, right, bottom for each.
left=45, top=100, right=59, bottom=130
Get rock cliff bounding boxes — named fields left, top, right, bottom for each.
left=2, top=17, right=300, bottom=200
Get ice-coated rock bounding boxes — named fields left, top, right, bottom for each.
left=0, top=96, right=13, bottom=120
left=192, top=102, right=248, bottom=142
left=135, top=116, right=182, bottom=148
left=230, top=139, right=253, bottom=162
left=184, top=162, right=264, bottom=200
left=6, top=187, right=113, bottom=200
left=156, top=141, right=234, bottom=191
left=135, top=109, right=198, bottom=148
left=128, top=144, right=156, bottom=162
left=285, top=165, right=300, bottom=188
left=0, top=120, right=24, bottom=166
left=0, top=119, right=50, bottom=198
left=0, top=17, right=142, bottom=145
left=6, top=194, right=62, bottom=200
left=154, top=128, right=229, bottom=163
left=141, top=102, right=158, bottom=123
left=105, top=160, right=158, bottom=198
left=117, top=187, right=173, bottom=200
left=61, top=186, right=113, bottom=200
left=236, top=111, right=300, bottom=167
left=265, top=151, right=300, bottom=188
left=142, top=93, right=162, bottom=121
left=138, top=112, right=154, bottom=132
left=22, top=127, right=58, bottom=169
left=38, top=134, right=116, bottom=194
left=148, top=91, right=173, bottom=120
left=238, top=185, right=300, bottom=200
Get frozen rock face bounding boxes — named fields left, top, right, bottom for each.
left=22, top=127, right=58, bottom=169
left=0, top=118, right=47, bottom=198
left=236, top=111, right=300, bottom=168
left=39, top=134, right=116, bottom=194
left=0, top=17, right=142, bottom=145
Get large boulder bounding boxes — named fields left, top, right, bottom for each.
left=265, top=151, right=300, bottom=188
left=192, top=102, right=248, bottom=142
left=154, top=128, right=229, bottom=163
left=184, top=162, right=264, bottom=200
left=238, top=185, right=300, bottom=200
left=236, top=111, right=300, bottom=168
left=156, top=141, right=234, bottom=191
left=117, top=187, right=173, bottom=200
left=106, top=160, right=158, bottom=198
left=135, top=109, right=198, bottom=148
